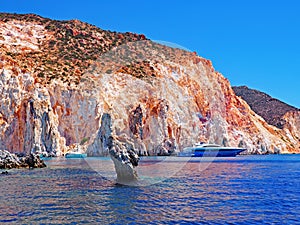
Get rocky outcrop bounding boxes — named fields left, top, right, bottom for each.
left=87, top=113, right=112, bottom=156
left=0, top=13, right=299, bottom=157
left=108, top=135, right=139, bottom=185
left=0, top=150, right=20, bottom=169
left=86, top=112, right=139, bottom=184
left=0, top=150, right=46, bottom=169
left=0, top=68, right=66, bottom=155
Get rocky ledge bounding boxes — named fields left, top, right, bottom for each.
left=0, top=150, right=46, bottom=169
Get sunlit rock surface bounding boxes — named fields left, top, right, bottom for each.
left=109, top=137, right=139, bottom=185
left=0, top=13, right=299, bottom=157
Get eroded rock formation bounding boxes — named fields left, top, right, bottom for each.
left=109, top=136, right=140, bottom=185
left=0, top=13, right=299, bottom=158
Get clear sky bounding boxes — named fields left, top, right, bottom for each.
left=1, top=0, right=300, bottom=108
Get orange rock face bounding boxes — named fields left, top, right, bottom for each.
left=0, top=13, right=299, bottom=155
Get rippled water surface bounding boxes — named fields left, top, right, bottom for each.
left=1, top=155, right=300, bottom=224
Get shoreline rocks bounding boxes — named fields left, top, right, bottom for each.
left=0, top=150, right=46, bottom=169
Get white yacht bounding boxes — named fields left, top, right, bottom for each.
left=178, top=143, right=246, bottom=157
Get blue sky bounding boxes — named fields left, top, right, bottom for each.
left=1, top=0, right=300, bottom=108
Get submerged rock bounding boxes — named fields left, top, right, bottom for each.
left=0, top=150, right=46, bottom=169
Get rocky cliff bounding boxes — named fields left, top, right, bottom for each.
left=0, top=13, right=299, bottom=155
left=233, top=86, right=300, bottom=153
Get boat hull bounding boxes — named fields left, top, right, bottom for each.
left=178, top=147, right=246, bottom=157
left=65, top=153, right=87, bottom=158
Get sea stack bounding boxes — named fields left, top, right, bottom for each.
left=109, top=137, right=139, bottom=185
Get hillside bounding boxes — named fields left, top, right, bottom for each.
left=233, top=86, right=299, bottom=129
left=0, top=13, right=147, bottom=85
left=0, top=13, right=299, bottom=155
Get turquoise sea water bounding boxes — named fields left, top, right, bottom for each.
left=1, top=155, right=300, bottom=224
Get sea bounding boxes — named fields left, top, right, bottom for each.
left=1, top=155, right=300, bottom=225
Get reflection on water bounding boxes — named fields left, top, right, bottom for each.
left=0, top=155, right=300, bottom=224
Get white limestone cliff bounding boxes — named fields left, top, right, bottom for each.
left=0, top=15, right=299, bottom=157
